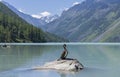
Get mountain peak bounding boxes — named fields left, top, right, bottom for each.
left=44, top=0, right=120, bottom=42
left=0, top=2, right=66, bottom=42
left=31, top=11, right=51, bottom=19
left=31, top=11, right=59, bottom=23
left=40, top=14, right=59, bottom=23
left=1, top=1, right=57, bottom=28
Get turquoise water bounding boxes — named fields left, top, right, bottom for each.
left=0, top=43, right=120, bottom=77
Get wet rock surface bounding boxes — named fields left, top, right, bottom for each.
left=33, top=58, right=83, bottom=71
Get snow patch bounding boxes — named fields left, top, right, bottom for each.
left=72, top=2, right=80, bottom=6
left=32, top=11, right=51, bottom=19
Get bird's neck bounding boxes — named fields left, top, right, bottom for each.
left=64, top=47, right=67, bottom=50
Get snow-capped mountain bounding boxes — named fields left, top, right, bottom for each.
left=44, top=0, right=120, bottom=42
left=40, top=15, right=59, bottom=23
left=1, top=1, right=59, bottom=29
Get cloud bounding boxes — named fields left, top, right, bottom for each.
left=72, top=2, right=80, bottom=6
left=32, top=11, right=51, bottom=19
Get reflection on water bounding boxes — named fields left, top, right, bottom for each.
left=0, top=43, right=120, bottom=77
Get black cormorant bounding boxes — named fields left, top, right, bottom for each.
left=59, top=44, right=68, bottom=60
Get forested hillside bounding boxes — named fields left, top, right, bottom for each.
left=0, top=2, right=66, bottom=43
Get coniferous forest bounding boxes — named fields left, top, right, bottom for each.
left=0, top=2, right=66, bottom=43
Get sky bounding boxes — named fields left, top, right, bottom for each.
left=1, top=0, right=85, bottom=18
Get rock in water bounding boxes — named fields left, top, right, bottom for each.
left=33, top=59, right=83, bottom=71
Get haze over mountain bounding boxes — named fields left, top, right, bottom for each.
left=44, top=0, right=120, bottom=42
left=1, top=1, right=59, bottom=29
left=0, top=2, right=66, bottom=42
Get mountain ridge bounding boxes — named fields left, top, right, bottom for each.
left=44, top=0, right=120, bottom=42
left=0, top=2, right=66, bottom=42
left=1, top=1, right=59, bottom=29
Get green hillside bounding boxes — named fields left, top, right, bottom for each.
left=95, top=18, right=120, bottom=42
left=0, top=2, right=66, bottom=43
left=45, top=0, right=120, bottom=42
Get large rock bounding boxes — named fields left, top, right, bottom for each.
left=33, top=58, right=83, bottom=71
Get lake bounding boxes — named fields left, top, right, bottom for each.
left=0, top=43, right=120, bottom=77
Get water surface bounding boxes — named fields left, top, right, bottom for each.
left=0, top=43, right=120, bottom=77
